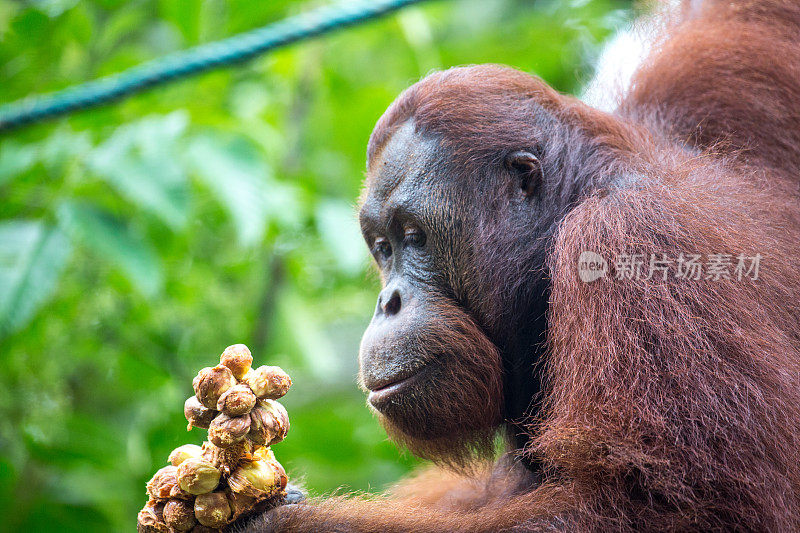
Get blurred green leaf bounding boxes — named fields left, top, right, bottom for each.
left=35, top=0, right=80, bottom=18
left=0, top=141, right=37, bottom=186
left=41, top=128, right=92, bottom=168
left=0, top=220, right=71, bottom=338
left=316, top=199, right=366, bottom=276
left=56, top=201, right=163, bottom=297
left=278, top=289, right=340, bottom=382
left=186, top=133, right=274, bottom=247
left=87, top=112, right=190, bottom=230
left=96, top=6, right=147, bottom=53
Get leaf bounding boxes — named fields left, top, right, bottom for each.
left=315, top=199, right=366, bottom=275
left=0, top=220, right=71, bottom=338
left=96, top=6, right=146, bottom=53
left=186, top=134, right=269, bottom=246
left=56, top=201, right=162, bottom=297
left=187, top=133, right=300, bottom=246
left=0, top=129, right=92, bottom=187
left=0, top=141, right=37, bottom=186
left=229, top=81, right=271, bottom=120
left=87, top=112, right=190, bottom=230
left=278, top=290, right=340, bottom=382
left=41, top=128, right=92, bottom=168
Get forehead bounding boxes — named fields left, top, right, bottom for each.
left=360, top=121, right=444, bottom=219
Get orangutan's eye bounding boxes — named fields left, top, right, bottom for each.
left=373, top=238, right=392, bottom=260
left=403, top=227, right=426, bottom=248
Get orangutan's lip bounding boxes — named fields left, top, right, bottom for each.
left=367, top=368, right=425, bottom=406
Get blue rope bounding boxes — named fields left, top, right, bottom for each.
left=0, top=0, right=433, bottom=133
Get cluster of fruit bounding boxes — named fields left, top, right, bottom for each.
left=137, top=344, right=292, bottom=532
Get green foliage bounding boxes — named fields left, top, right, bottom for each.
left=0, top=220, right=71, bottom=336
left=0, top=0, right=628, bottom=530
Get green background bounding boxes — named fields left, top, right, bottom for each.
left=0, top=0, right=628, bottom=530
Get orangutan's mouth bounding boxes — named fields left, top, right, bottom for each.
left=367, top=367, right=426, bottom=407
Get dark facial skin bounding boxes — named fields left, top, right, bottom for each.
left=358, top=123, right=448, bottom=403
left=359, top=124, right=464, bottom=391
left=357, top=117, right=574, bottom=460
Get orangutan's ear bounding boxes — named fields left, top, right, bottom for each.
left=505, top=150, right=543, bottom=197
